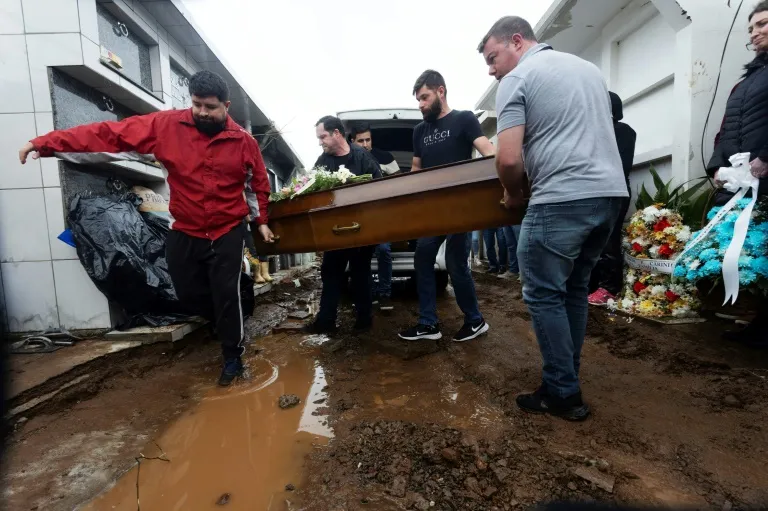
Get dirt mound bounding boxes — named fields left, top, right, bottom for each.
left=308, top=420, right=620, bottom=510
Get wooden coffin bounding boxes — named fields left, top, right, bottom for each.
left=253, top=156, right=524, bottom=255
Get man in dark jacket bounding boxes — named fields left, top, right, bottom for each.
left=306, top=116, right=383, bottom=334
left=588, top=92, right=637, bottom=304
left=711, top=2, right=768, bottom=347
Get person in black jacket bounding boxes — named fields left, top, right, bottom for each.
left=711, top=2, right=768, bottom=347
left=588, top=91, right=637, bottom=304
left=306, top=116, right=383, bottom=334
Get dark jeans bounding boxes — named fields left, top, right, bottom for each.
left=166, top=224, right=245, bottom=361
left=483, top=227, right=507, bottom=271
left=317, top=246, right=375, bottom=326
left=589, top=198, right=630, bottom=295
left=471, top=231, right=481, bottom=257
left=518, top=198, right=623, bottom=398
left=502, top=225, right=521, bottom=274
left=416, top=234, right=482, bottom=326
left=374, top=242, right=392, bottom=298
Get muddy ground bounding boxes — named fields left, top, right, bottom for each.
left=5, top=268, right=768, bottom=510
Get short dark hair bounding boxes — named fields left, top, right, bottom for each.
left=749, top=1, right=768, bottom=21
left=349, top=122, right=371, bottom=140
left=188, top=70, right=230, bottom=102
left=316, top=115, right=345, bottom=137
left=477, top=16, right=537, bottom=53
left=412, top=69, right=447, bottom=96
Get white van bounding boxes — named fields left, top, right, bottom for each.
left=337, top=108, right=449, bottom=292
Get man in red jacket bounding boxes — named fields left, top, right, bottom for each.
left=18, top=70, right=274, bottom=386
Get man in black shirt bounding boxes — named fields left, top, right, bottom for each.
left=399, top=70, right=496, bottom=343
left=306, top=116, right=383, bottom=334
left=350, top=122, right=401, bottom=175
left=349, top=122, right=398, bottom=311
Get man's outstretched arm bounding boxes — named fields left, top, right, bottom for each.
left=19, top=113, right=160, bottom=164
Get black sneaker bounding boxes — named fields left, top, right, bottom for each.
left=516, top=387, right=591, bottom=421
left=486, top=267, right=500, bottom=274
left=398, top=324, right=442, bottom=341
left=303, top=321, right=338, bottom=335
left=453, top=319, right=489, bottom=342
left=218, top=357, right=244, bottom=387
left=379, top=296, right=394, bottom=311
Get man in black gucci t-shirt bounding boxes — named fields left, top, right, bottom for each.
left=399, top=70, right=496, bottom=344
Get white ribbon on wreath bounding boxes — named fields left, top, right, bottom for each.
left=672, top=152, right=758, bottom=305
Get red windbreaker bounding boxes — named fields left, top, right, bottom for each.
left=31, top=108, right=271, bottom=240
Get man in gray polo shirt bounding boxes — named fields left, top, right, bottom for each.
left=478, top=16, right=628, bottom=421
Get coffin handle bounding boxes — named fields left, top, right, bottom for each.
left=332, top=222, right=361, bottom=234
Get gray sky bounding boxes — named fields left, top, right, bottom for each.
left=181, top=0, right=553, bottom=167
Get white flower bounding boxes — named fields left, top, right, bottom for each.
left=333, top=165, right=354, bottom=183
left=649, top=245, right=660, bottom=257
left=659, top=208, right=673, bottom=217
left=642, top=206, right=661, bottom=223
left=632, top=237, right=650, bottom=247
left=621, top=298, right=634, bottom=310
left=689, top=260, right=701, bottom=270
left=651, top=285, right=666, bottom=296
left=676, top=226, right=692, bottom=242
left=672, top=306, right=692, bottom=317
left=625, top=272, right=637, bottom=284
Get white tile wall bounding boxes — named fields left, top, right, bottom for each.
left=0, top=113, right=43, bottom=189
left=0, top=35, right=34, bottom=113
left=2, top=261, right=58, bottom=332
left=53, top=260, right=110, bottom=329
left=0, top=188, right=52, bottom=262
left=21, top=0, right=80, bottom=33
left=77, top=0, right=100, bottom=43
left=26, top=32, right=83, bottom=112
left=33, top=110, right=61, bottom=187
left=0, top=0, right=24, bottom=35
left=44, top=187, right=77, bottom=260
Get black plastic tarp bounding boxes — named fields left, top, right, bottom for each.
left=68, top=194, right=191, bottom=329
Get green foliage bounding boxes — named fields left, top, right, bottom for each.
left=634, top=165, right=713, bottom=227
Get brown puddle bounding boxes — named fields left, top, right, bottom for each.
left=81, top=334, right=331, bottom=511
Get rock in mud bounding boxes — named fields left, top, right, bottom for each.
left=389, top=475, right=408, bottom=498
left=723, top=395, right=742, bottom=408
left=285, top=483, right=296, bottom=491
left=279, top=395, right=301, bottom=409
left=441, top=447, right=459, bottom=464
left=216, top=493, right=231, bottom=506
left=573, top=466, right=615, bottom=493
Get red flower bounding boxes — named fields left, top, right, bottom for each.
left=665, top=290, right=680, bottom=302
left=633, top=282, right=648, bottom=294
left=653, top=218, right=671, bottom=232
left=658, top=244, right=674, bottom=257
left=632, top=242, right=644, bottom=253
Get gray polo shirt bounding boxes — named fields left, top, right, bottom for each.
left=496, top=43, right=628, bottom=205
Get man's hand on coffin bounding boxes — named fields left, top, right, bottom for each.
left=502, top=188, right=526, bottom=210
left=257, top=224, right=275, bottom=243
left=750, top=158, right=768, bottom=179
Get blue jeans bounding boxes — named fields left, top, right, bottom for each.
left=518, top=198, right=622, bottom=399
left=374, top=242, right=392, bottom=297
left=483, top=228, right=507, bottom=271
left=503, top=225, right=521, bottom=274
left=415, top=234, right=482, bottom=327
left=471, top=231, right=481, bottom=258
